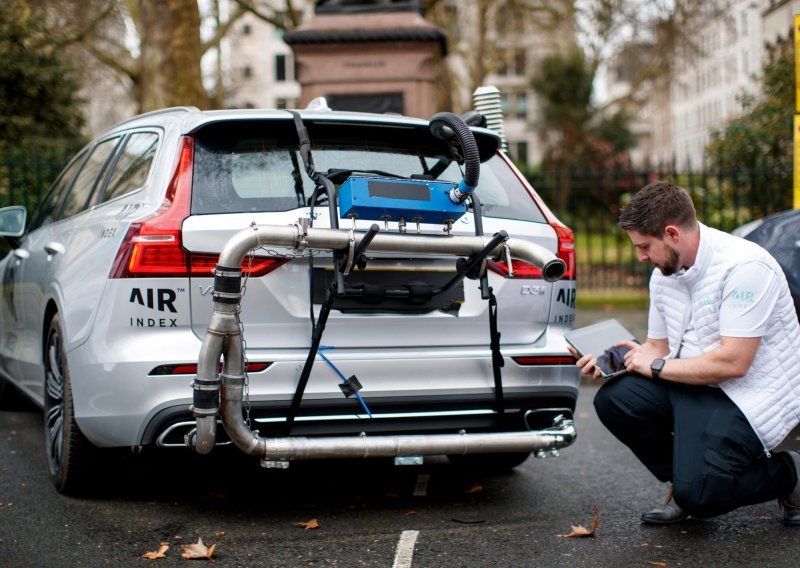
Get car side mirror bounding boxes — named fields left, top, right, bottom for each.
left=0, top=206, right=27, bottom=247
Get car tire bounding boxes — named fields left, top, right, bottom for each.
left=447, top=451, right=531, bottom=472
left=44, top=314, right=95, bottom=495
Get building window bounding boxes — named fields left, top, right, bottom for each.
left=243, top=23, right=251, bottom=35
left=515, top=92, right=528, bottom=119
left=276, top=54, right=287, bottom=81
left=275, top=97, right=297, bottom=109
left=513, top=50, right=526, bottom=76
left=515, top=141, right=529, bottom=165
left=243, top=65, right=252, bottom=79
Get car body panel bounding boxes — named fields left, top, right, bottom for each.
left=0, top=105, right=578, bottom=456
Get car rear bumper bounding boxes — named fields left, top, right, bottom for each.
left=69, top=330, right=579, bottom=448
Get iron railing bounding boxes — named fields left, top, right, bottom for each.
left=528, top=161, right=793, bottom=290
left=0, top=146, right=70, bottom=213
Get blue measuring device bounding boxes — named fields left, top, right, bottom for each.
left=338, top=176, right=468, bottom=225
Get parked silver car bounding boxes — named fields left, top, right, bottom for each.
left=0, top=104, right=578, bottom=494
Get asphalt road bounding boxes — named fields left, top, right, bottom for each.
left=1, top=308, right=799, bottom=567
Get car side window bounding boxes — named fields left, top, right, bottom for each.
left=28, top=150, right=89, bottom=232
left=58, top=136, right=121, bottom=220
left=101, top=132, right=159, bottom=204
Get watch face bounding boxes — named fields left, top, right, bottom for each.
left=652, top=359, right=665, bottom=372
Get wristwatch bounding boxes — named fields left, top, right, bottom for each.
left=651, top=358, right=666, bottom=380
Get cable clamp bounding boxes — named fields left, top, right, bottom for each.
left=294, top=217, right=310, bottom=254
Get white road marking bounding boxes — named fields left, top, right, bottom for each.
left=413, top=473, right=430, bottom=497
left=392, top=530, right=419, bottom=568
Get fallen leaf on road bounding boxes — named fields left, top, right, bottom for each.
left=405, top=510, right=423, bottom=516
left=215, top=531, right=225, bottom=538
left=141, top=542, right=169, bottom=560
left=296, top=518, right=320, bottom=531
left=557, top=510, right=600, bottom=538
left=180, top=538, right=217, bottom=560
left=647, top=562, right=668, bottom=567
left=464, top=483, right=483, bottom=494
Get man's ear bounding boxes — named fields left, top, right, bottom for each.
left=664, top=225, right=680, bottom=242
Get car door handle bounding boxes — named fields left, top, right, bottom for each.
left=43, top=242, right=66, bottom=256
left=12, top=249, right=30, bottom=260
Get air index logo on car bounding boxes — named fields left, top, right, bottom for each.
left=128, top=287, right=184, bottom=328
left=129, top=288, right=177, bottom=313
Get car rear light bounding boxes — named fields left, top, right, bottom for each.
left=188, top=253, right=289, bottom=278
left=551, top=222, right=576, bottom=280
left=110, top=136, right=194, bottom=278
left=512, top=356, right=576, bottom=365
left=487, top=223, right=576, bottom=280
left=149, top=362, right=272, bottom=376
left=109, top=136, right=289, bottom=279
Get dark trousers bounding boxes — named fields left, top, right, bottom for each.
left=594, top=374, right=797, bottom=519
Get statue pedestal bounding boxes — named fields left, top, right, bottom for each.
left=284, top=9, right=446, bottom=118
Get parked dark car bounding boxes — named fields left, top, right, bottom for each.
left=734, top=209, right=800, bottom=318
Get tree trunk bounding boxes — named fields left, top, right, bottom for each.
left=137, top=0, right=210, bottom=111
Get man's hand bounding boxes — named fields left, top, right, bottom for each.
left=567, top=345, right=603, bottom=380
left=619, top=339, right=667, bottom=377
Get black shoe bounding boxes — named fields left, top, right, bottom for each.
left=641, top=500, right=688, bottom=525
left=780, top=450, right=800, bottom=526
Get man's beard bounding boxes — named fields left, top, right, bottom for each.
left=658, top=244, right=681, bottom=276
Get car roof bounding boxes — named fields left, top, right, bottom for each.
left=100, top=105, right=503, bottom=149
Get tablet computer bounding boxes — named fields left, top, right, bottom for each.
left=564, top=319, right=638, bottom=378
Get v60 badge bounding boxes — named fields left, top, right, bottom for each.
left=520, top=285, right=546, bottom=296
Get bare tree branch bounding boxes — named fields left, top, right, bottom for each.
left=41, top=0, right=117, bottom=49
left=201, top=5, right=247, bottom=54
left=85, top=42, right=138, bottom=83
left=231, top=0, right=301, bottom=31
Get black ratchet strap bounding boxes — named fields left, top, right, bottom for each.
left=487, top=287, right=505, bottom=419
left=286, top=110, right=344, bottom=295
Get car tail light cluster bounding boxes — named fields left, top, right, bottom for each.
left=109, top=136, right=288, bottom=279
left=488, top=222, right=575, bottom=280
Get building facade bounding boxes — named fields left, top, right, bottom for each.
left=667, top=1, right=763, bottom=168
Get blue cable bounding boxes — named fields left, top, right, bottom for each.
left=318, top=346, right=373, bottom=418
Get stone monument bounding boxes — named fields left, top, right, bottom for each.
left=283, top=0, right=447, bottom=118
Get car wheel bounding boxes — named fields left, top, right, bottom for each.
left=44, top=314, right=94, bottom=495
left=447, top=451, right=531, bottom=472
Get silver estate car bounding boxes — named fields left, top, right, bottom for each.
left=0, top=104, right=578, bottom=494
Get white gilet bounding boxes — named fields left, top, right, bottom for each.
left=649, top=223, right=800, bottom=449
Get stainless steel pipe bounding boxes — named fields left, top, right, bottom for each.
left=191, top=221, right=568, bottom=458
left=218, top=223, right=566, bottom=282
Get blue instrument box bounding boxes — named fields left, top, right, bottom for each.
left=338, top=177, right=467, bottom=224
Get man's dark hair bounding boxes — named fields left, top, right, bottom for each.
left=618, top=180, right=698, bottom=237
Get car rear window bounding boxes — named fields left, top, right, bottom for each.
left=192, top=120, right=545, bottom=223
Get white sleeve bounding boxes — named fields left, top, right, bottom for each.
left=647, top=300, right=668, bottom=340
left=719, top=261, right=782, bottom=337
